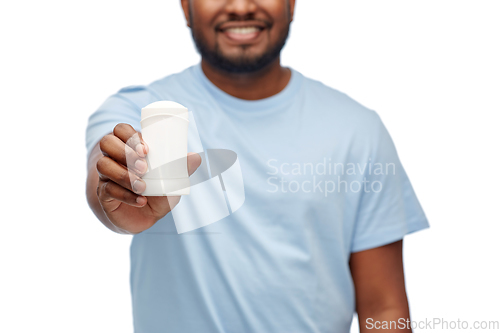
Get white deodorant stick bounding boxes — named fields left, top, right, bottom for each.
left=140, top=101, right=190, bottom=196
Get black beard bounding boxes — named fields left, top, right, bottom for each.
left=189, top=18, right=290, bottom=74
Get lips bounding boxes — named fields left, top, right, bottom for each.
left=217, top=21, right=268, bottom=43
left=223, top=26, right=262, bottom=41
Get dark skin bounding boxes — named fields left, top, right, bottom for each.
left=86, top=0, right=412, bottom=330
left=350, top=240, right=412, bottom=332
left=181, top=0, right=293, bottom=100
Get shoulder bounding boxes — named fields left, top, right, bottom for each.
left=111, top=65, right=197, bottom=109
left=297, top=70, right=382, bottom=128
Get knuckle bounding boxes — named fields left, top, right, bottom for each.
left=102, top=182, right=112, bottom=195
left=99, top=135, right=114, bottom=156
left=97, top=182, right=106, bottom=199
left=100, top=134, right=112, bottom=146
left=114, top=123, right=130, bottom=135
left=113, top=123, right=124, bottom=133
left=96, top=157, right=106, bottom=173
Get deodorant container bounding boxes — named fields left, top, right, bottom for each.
left=140, top=101, right=190, bottom=196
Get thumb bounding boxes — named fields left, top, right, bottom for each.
left=187, top=152, right=202, bottom=176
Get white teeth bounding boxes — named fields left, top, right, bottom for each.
left=225, top=27, right=260, bottom=34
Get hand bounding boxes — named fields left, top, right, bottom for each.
left=95, top=123, right=201, bottom=234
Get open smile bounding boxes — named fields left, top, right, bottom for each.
left=217, top=21, right=269, bottom=43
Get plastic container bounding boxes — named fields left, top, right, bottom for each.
left=140, top=101, right=190, bottom=196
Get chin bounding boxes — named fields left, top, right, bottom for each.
left=222, top=49, right=266, bottom=62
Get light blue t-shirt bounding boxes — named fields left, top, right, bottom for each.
left=86, top=62, right=429, bottom=333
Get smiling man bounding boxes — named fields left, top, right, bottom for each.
left=85, top=0, right=429, bottom=332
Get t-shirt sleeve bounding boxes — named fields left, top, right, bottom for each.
left=85, top=86, right=155, bottom=161
left=350, top=112, right=429, bottom=253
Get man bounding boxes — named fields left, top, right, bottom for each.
left=85, top=0, right=429, bottom=332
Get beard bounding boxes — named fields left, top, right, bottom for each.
left=189, top=13, right=290, bottom=74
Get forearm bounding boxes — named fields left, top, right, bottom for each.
left=350, top=240, right=412, bottom=332
left=358, top=306, right=412, bottom=332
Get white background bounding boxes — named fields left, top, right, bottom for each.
left=1, top=0, right=499, bottom=332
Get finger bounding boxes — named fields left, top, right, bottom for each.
left=96, top=156, right=147, bottom=194
left=187, top=152, right=202, bottom=176
left=99, top=134, right=148, bottom=175
left=113, top=123, right=148, bottom=157
left=98, top=179, right=147, bottom=208
left=137, top=132, right=149, bottom=155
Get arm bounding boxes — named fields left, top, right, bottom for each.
left=349, top=240, right=412, bottom=332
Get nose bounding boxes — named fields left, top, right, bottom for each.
left=225, top=0, right=258, bottom=18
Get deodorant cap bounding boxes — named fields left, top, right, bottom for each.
left=141, top=101, right=189, bottom=122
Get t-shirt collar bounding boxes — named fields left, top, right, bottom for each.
left=192, top=61, right=302, bottom=112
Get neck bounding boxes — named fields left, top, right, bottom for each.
left=200, top=57, right=291, bottom=100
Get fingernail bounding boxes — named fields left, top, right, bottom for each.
left=135, top=159, right=148, bottom=174
left=136, top=196, right=146, bottom=205
left=135, top=144, right=145, bottom=157
left=132, top=179, right=146, bottom=193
